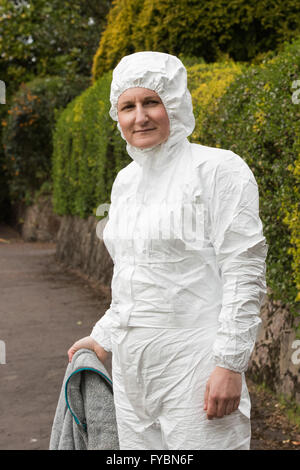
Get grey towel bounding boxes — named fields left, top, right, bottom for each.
left=49, top=348, right=119, bottom=450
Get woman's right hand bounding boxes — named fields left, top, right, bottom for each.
left=67, top=336, right=95, bottom=363
left=67, top=336, right=110, bottom=368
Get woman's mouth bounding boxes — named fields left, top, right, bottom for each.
left=134, top=128, right=156, bottom=133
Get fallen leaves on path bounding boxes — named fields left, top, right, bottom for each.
left=0, top=238, right=10, bottom=243
left=247, top=377, right=300, bottom=450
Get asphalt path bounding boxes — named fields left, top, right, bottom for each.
left=0, top=223, right=110, bottom=450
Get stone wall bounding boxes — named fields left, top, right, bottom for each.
left=55, top=214, right=113, bottom=288
left=18, top=194, right=300, bottom=404
left=247, top=296, right=300, bottom=403
left=12, top=194, right=62, bottom=242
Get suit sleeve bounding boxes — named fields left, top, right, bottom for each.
left=90, top=307, right=117, bottom=352
left=210, top=153, right=268, bottom=373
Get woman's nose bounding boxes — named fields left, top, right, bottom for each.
left=135, top=104, right=149, bottom=125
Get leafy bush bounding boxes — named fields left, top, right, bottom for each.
left=198, top=37, right=300, bottom=314
left=2, top=75, right=90, bottom=205
left=282, top=137, right=300, bottom=304
left=187, top=58, right=246, bottom=143
left=0, top=0, right=112, bottom=96
left=0, top=0, right=112, bottom=221
left=92, top=0, right=300, bottom=80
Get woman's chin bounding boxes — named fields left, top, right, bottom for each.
left=131, top=136, right=168, bottom=150
left=132, top=138, right=158, bottom=149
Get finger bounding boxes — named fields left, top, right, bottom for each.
left=203, top=382, right=210, bottom=410
left=216, top=399, right=227, bottom=418
left=206, top=395, right=218, bottom=420
left=233, top=397, right=240, bottom=411
left=224, top=400, right=234, bottom=416
left=67, top=345, right=77, bottom=362
left=68, top=349, right=74, bottom=363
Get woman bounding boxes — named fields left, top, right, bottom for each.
left=68, top=51, right=268, bottom=450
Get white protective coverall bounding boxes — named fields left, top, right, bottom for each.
left=91, top=51, right=268, bottom=450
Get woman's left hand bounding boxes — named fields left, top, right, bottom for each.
left=204, top=366, right=242, bottom=420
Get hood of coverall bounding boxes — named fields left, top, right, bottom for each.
left=109, top=51, right=195, bottom=169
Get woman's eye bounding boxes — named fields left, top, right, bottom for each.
left=121, top=104, right=134, bottom=110
left=120, top=100, right=159, bottom=111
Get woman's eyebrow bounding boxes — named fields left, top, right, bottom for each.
left=119, top=100, right=134, bottom=106
left=119, top=96, right=160, bottom=106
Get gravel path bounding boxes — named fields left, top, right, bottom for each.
left=0, top=223, right=299, bottom=450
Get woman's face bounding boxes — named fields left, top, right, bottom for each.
left=117, top=87, right=170, bottom=149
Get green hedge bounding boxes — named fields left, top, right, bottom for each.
left=187, top=58, right=246, bottom=143
left=52, top=71, right=130, bottom=218
left=92, top=0, right=300, bottom=80
left=2, top=75, right=90, bottom=205
left=198, top=38, right=300, bottom=315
